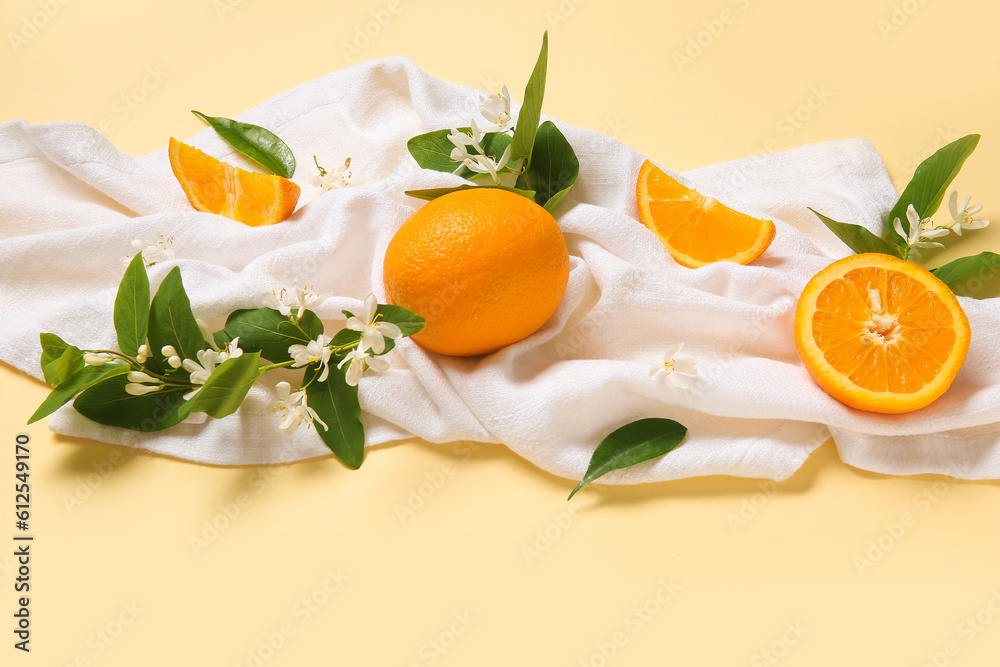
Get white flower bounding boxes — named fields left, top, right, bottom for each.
left=83, top=353, right=114, bottom=366
left=195, top=320, right=242, bottom=361
left=446, top=121, right=512, bottom=185
left=948, top=190, right=990, bottom=236
left=289, top=334, right=333, bottom=382
left=447, top=123, right=486, bottom=168
left=136, top=343, right=150, bottom=364
left=345, top=294, right=402, bottom=354
left=337, top=347, right=389, bottom=387
left=464, top=143, right=513, bottom=185
left=218, top=337, right=243, bottom=361
left=649, top=343, right=699, bottom=388
left=261, top=279, right=331, bottom=319
left=121, top=234, right=174, bottom=268
left=181, top=348, right=222, bottom=399
left=893, top=205, right=945, bottom=251
left=272, top=381, right=327, bottom=434
left=479, top=84, right=514, bottom=133
left=308, top=156, right=352, bottom=191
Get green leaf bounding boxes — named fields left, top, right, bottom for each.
left=510, top=31, right=548, bottom=165
left=407, top=129, right=512, bottom=177
left=221, top=308, right=324, bottom=363
left=407, top=129, right=462, bottom=173
left=931, top=252, right=1000, bottom=287
left=405, top=184, right=535, bottom=202
left=809, top=208, right=903, bottom=257
left=49, top=346, right=85, bottom=388
left=886, top=134, right=980, bottom=240
left=28, top=364, right=131, bottom=424
left=304, top=364, right=365, bottom=469
left=146, top=267, right=206, bottom=376
left=73, top=375, right=191, bottom=432
left=568, top=418, right=688, bottom=500
left=188, top=352, right=262, bottom=419
left=114, top=252, right=150, bottom=357
left=525, top=120, right=579, bottom=209
left=39, top=333, right=70, bottom=385
left=192, top=110, right=296, bottom=178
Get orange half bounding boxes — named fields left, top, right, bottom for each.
left=794, top=253, right=970, bottom=414
left=636, top=160, right=775, bottom=268
left=168, top=137, right=300, bottom=226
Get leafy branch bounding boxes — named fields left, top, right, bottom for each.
left=29, top=254, right=424, bottom=469
left=811, top=134, right=994, bottom=296
left=405, top=31, right=579, bottom=213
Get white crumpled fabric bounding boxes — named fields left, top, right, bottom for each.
left=3, top=56, right=999, bottom=482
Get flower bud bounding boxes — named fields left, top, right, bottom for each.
left=125, top=383, right=161, bottom=396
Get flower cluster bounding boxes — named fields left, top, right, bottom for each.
left=270, top=292, right=403, bottom=434
left=893, top=190, right=989, bottom=257
left=446, top=85, right=519, bottom=185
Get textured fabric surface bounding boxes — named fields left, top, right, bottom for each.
left=3, top=56, right=998, bottom=481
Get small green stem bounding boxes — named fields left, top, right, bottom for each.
left=260, top=359, right=297, bottom=373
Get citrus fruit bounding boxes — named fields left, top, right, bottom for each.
left=794, top=253, right=970, bottom=414
left=383, top=188, right=570, bottom=356
left=168, top=137, right=300, bottom=226
left=635, top=160, right=776, bottom=268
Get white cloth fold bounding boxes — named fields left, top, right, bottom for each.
left=2, top=56, right=999, bottom=481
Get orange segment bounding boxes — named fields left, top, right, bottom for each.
left=794, top=253, right=970, bottom=414
left=635, top=160, right=776, bottom=268
left=168, top=137, right=300, bottom=226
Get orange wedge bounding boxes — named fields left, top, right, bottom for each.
left=168, top=137, right=300, bottom=226
left=794, top=253, right=970, bottom=414
left=636, top=160, right=775, bottom=268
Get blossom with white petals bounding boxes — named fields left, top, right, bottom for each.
left=121, top=234, right=174, bottom=268
left=308, top=156, right=352, bottom=191
left=272, top=381, right=328, bottom=434
left=649, top=343, right=699, bottom=388
left=447, top=121, right=512, bottom=185
left=345, top=294, right=402, bottom=354
left=193, top=318, right=243, bottom=362
left=478, top=84, right=514, bottom=133
left=136, top=343, right=150, bottom=364
left=948, top=190, right=990, bottom=236
left=289, top=334, right=333, bottom=382
left=337, top=347, right=389, bottom=387
left=181, top=349, right=221, bottom=399
left=894, top=204, right=946, bottom=252
left=261, top=279, right=331, bottom=319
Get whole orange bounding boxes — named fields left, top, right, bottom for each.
left=383, top=188, right=570, bottom=356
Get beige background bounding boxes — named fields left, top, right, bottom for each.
left=3, top=0, right=1000, bottom=664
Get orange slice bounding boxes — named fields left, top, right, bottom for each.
left=636, top=160, right=776, bottom=268
left=794, top=253, right=970, bottom=414
left=168, top=137, right=300, bottom=226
